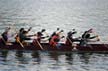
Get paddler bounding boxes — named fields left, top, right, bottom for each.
left=49, top=28, right=60, bottom=41
left=65, top=29, right=80, bottom=45
left=49, top=30, right=64, bottom=48
left=79, top=28, right=100, bottom=46
left=15, top=27, right=34, bottom=45
left=1, top=27, right=12, bottom=45
left=32, top=29, right=49, bottom=45
left=49, top=33, right=60, bottom=48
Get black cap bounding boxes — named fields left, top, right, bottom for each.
left=20, top=28, right=24, bottom=32
left=57, top=28, right=60, bottom=31
left=60, top=30, right=64, bottom=32
left=37, top=32, right=42, bottom=36
left=41, top=29, right=46, bottom=32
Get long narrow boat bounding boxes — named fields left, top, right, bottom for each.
left=0, top=42, right=108, bottom=52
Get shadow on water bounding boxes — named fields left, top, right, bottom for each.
left=65, top=52, right=74, bottom=65
left=48, top=51, right=60, bottom=61
left=15, top=50, right=23, bottom=57
left=0, top=50, right=8, bottom=61
left=64, top=52, right=94, bottom=65
left=15, top=50, right=29, bottom=64
left=77, top=52, right=93, bottom=64
left=31, top=51, right=41, bottom=63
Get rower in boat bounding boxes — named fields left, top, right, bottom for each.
left=32, top=29, right=49, bottom=44
left=65, top=29, right=80, bottom=45
left=49, top=28, right=63, bottom=42
left=1, top=27, right=12, bottom=45
left=15, top=27, right=35, bottom=45
left=49, top=31, right=64, bottom=49
left=15, top=27, right=32, bottom=41
left=51, top=28, right=60, bottom=36
left=36, top=29, right=49, bottom=43
left=49, top=33, right=60, bottom=48
left=79, top=28, right=100, bottom=46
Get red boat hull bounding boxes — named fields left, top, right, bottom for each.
left=0, top=43, right=108, bottom=52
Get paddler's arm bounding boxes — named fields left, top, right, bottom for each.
left=27, top=27, right=32, bottom=33
left=22, top=37, right=31, bottom=40
left=41, top=36, right=49, bottom=39
left=26, top=34, right=37, bottom=37
left=89, top=35, right=98, bottom=39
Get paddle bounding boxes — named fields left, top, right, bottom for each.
left=15, top=36, right=24, bottom=48
left=89, top=32, right=100, bottom=49
left=11, top=24, right=25, bottom=48
left=33, top=32, right=44, bottom=50
left=67, top=37, right=77, bottom=50
left=35, top=39, right=44, bottom=50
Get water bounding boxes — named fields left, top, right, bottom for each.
left=0, top=50, right=108, bottom=71
left=0, top=0, right=108, bottom=71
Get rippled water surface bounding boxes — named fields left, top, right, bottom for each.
left=0, top=0, right=108, bottom=71
left=0, top=50, right=108, bottom=71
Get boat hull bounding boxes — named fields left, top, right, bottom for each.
left=0, top=43, right=108, bottom=52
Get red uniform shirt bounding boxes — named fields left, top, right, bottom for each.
left=49, top=35, right=60, bottom=47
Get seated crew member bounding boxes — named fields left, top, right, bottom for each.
left=36, top=29, right=49, bottom=43
left=65, top=29, right=80, bottom=45
left=49, top=28, right=61, bottom=41
left=79, top=28, right=100, bottom=46
left=49, top=33, right=61, bottom=48
left=19, top=30, right=37, bottom=46
left=49, top=31, right=64, bottom=48
left=34, top=29, right=49, bottom=43
left=15, top=27, right=32, bottom=43
left=20, top=31, right=31, bottom=42
left=32, top=29, right=49, bottom=46
left=1, top=27, right=12, bottom=45
left=49, top=28, right=64, bottom=42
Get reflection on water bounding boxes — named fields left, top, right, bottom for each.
left=31, top=51, right=41, bottom=63
left=15, top=50, right=29, bottom=64
left=49, top=51, right=60, bottom=61
left=0, top=50, right=108, bottom=71
left=0, top=50, right=8, bottom=61
left=78, top=52, right=93, bottom=64
left=65, top=52, right=74, bottom=65
left=0, top=0, right=108, bottom=71
left=15, top=50, right=23, bottom=57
